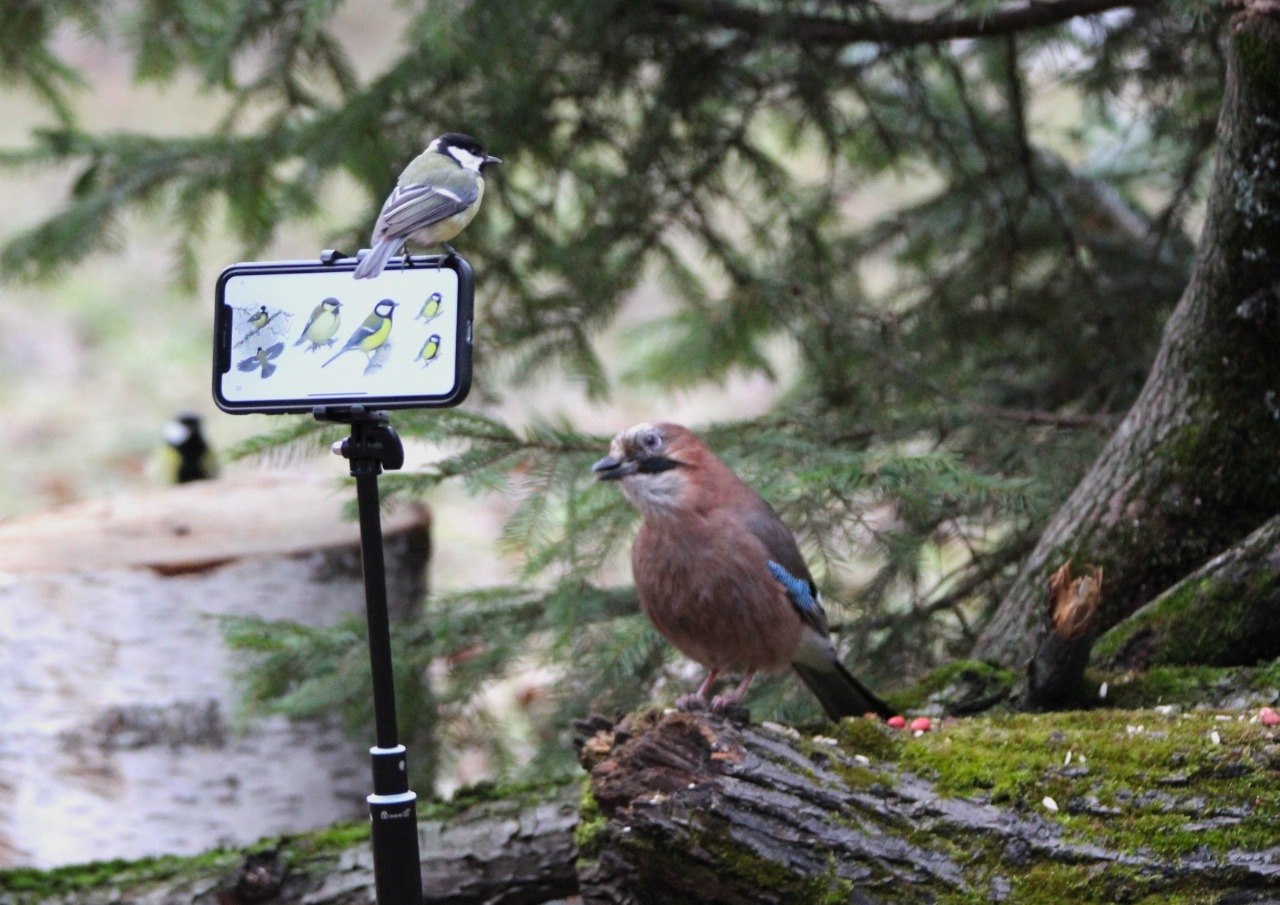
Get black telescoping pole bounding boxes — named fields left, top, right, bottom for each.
left=337, top=411, right=423, bottom=905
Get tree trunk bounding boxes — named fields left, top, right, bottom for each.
left=0, top=471, right=430, bottom=869
left=1091, top=513, right=1280, bottom=671
left=974, top=2, right=1280, bottom=674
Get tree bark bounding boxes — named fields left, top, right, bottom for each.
left=974, top=2, right=1280, bottom=672
left=0, top=784, right=581, bottom=905
left=11, top=705, right=1280, bottom=904
left=577, top=709, right=1280, bottom=903
left=1091, top=513, right=1280, bottom=671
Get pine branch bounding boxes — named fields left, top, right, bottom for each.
left=648, top=0, right=1158, bottom=48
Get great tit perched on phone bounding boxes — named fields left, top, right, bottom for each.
left=353, top=133, right=500, bottom=280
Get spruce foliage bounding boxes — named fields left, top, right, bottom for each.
left=2, top=0, right=1221, bottom=784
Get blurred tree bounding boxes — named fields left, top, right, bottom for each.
left=5, top=0, right=1277, bottom=781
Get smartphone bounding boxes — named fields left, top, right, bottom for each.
left=213, top=255, right=473, bottom=414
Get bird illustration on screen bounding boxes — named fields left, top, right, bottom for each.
left=417, top=334, right=441, bottom=367
left=322, top=300, right=397, bottom=368
left=295, top=297, right=342, bottom=350
left=593, top=422, right=892, bottom=721
left=417, top=291, right=443, bottom=323
left=237, top=343, right=284, bottom=379
left=352, top=133, right=500, bottom=280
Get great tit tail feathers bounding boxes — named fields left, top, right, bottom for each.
left=353, top=239, right=402, bottom=280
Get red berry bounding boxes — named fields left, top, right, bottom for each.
left=886, top=715, right=906, bottom=729
left=1260, top=707, right=1280, bottom=727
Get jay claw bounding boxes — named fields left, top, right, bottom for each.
left=709, top=696, right=751, bottom=724
left=676, top=694, right=708, bottom=711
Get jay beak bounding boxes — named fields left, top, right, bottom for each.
left=593, top=421, right=892, bottom=720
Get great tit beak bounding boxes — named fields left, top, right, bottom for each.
left=592, top=454, right=636, bottom=481
left=485, top=154, right=502, bottom=166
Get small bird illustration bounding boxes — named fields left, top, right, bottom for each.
left=237, top=342, right=285, bottom=378
left=593, top=422, right=892, bottom=720
left=417, top=334, right=441, bottom=367
left=352, top=132, right=500, bottom=280
left=323, top=300, right=397, bottom=368
left=295, top=297, right=342, bottom=350
left=247, top=305, right=271, bottom=330
left=162, top=412, right=217, bottom=483
left=417, top=291, right=443, bottom=323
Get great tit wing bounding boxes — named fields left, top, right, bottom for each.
left=377, top=176, right=479, bottom=237
left=264, top=342, right=285, bottom=360
left=236, top=355, right=259, bottom=371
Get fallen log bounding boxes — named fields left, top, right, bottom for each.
left=577, top=708, right=1280, bottom=903
left=8, top=701, right=1280, bottom=903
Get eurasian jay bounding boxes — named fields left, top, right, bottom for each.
left=592, top=421, right=892, bottom=720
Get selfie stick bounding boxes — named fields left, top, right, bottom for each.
left=318, top=404, right=423, bottom=905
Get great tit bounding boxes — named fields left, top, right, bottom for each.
left=247, top=305, right=270, bottom=330
left=162, top=413, right=217, bottom=483
left=417, top=333, right=441, bottom=367
left=323, top=299, right=398, bottom=367
left=352, top=133, right=500, bottom=280
left=296, top=297, right=342, bottom=350
left=417, top=291, right=443, bottom=323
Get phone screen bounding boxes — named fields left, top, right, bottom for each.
left=213, top=255, right=473, bottom=413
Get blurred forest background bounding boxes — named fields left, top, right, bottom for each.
left=0, top=0, right=1235, bottom=790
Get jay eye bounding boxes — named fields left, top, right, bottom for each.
left=641, top=430, right=662, bottom=451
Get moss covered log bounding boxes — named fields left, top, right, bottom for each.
left=1092, top=515, right=1280, bottom=671
left=9, top=696, right=1280, bottom=903
left=975, top=1, right=1280, bottom=677
left=578, top=708, right=1280, bottom=904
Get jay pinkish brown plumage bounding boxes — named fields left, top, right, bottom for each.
left=593, top=421, right=892, bottom=720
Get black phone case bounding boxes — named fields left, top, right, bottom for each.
left=213, top=254, right=474, bottom=414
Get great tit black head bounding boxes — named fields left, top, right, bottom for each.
left=429, top=133, right=502, bottom=172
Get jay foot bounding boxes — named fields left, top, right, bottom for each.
left=676, top=693, right=708, bottom=711
left=709, top=694, right=751, bottom=724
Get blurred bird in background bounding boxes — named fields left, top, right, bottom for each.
left=162, top=413, right=217, bottom=484
left=593, top=422, right=892, bottom=721
left=352, top=133, right=500, bottom=280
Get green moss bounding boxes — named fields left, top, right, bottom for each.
left=0, top=849, right=242, bottom=899
left=1095, top=661, right=1280, bottom=709
left=889, top=709, right=1280, bottom=859
left=886, top=659, right=1017, bottom=714
left=831, top=714, right=905, bottom=761
left=1094, top=568, right=1280, bottom=668
left=574, top=781, right=606, bottom=857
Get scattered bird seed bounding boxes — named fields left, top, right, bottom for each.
left=1042, top=796, right=1060, bottom=813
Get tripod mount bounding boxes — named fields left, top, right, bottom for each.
left=315, top=404, right=422, bottom=905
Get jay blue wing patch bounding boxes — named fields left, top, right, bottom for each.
left=767, top=560, right=830, bottom=636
